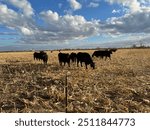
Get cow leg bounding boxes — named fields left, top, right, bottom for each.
left=85, top=63, right=88, bottom=69
left=80, top=62, right=83, bottom=67
left=44, top=60, right=47, bottom=64
left=77, top=60, right=79, bottom=67
left=68, top=62, right=70, bottom=67
left=74, top=58, right=76, bottom=63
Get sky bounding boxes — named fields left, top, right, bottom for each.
left=0, top=0, right=150, bottom=51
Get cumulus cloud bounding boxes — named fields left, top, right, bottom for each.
left=20, top=27, right=33, bottom=35
left=0, top=3, right=34, bottom=35
left=0, top=1, right=100, bottom=44
left=103, top=0, right=150, bottom=34
left=0, top=4, right=20, bottom=28
left=106, top=0, right=141, bottom=13
left=68, top=0, right=82, bottom=11
left=37, top=10, right=100, bottom=42
left=104, top=8, right=150, bottom=34
left=5, top=0, right=34, bottom=17
left=107, top=0, right=150, bottom=13
left=40, top=10, right=59, bottom=22
left=0, top=0, right=150, bottom=46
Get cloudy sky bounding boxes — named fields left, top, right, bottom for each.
left=0, top=0, right=150, bottom=51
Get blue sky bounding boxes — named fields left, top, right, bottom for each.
left=0, top=0, right=150, bottom=51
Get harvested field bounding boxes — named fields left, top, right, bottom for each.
left=0, top=49, right=150, bottom=112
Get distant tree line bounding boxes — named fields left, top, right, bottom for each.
left=132, top=44, right=150, bottom=49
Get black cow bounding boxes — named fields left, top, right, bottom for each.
left=58, top=52, right=70, bottom=67
left=76, top=52, right=95, bottom=69
left=92, top=50, right=112, bottom=60
left=69, top=52, right=77, bottom=63
left=33, top=51, right=48, bottom=64
left=42, top=53, right=48, bottom=64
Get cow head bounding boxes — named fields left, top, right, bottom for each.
left=92, top=53, right=95, bottom=57
left=90, top=62, right=95, bottom=69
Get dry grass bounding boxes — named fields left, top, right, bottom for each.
left=0, top=49, right=150, bottom=113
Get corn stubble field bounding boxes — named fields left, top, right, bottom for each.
left=0, top=49, right=150, bottom=113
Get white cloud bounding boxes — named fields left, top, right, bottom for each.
left=68, top=0, right=82, bottom=11
left=107, top=0, right=150, bottom=10
left=88, top=2, right=99, bottom=8
left=112, top=9, right=120, bottom=13
left=0, top=0, right=150, bottom=46
left=0, top=4, right=20, bottom=28
left=20, top=27, right=33, bottom=35
left=106, top=0, right=141, bottom=13
left=104, top=8, right=150, bottom=34
left=104, top=0, right=150, bottom=35
left=0, top=2, right=100, bottom=44
left=40, top=10, right=59, bottom=22
left=6, top=0, right=34, bottom=17
left=38, top=10, right=100, bottom=42
left=0, top=3, right=35, bottom=39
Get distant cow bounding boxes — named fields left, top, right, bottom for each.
left=76, top=52, right=95, bottom=69
left=69, top=52, right=77, bottom=63
left=58, top=52, right=70, bottom=67
left=92, top=50, right=113, bottom=60
left=33, top=51, right=48, bottom=64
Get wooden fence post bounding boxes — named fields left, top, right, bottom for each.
left=65, top=73, right=68, bottom=113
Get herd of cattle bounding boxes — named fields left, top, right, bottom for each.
left=33, top=49, right=117, bottom=69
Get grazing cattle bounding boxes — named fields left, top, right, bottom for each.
left=33, top=51, right=48, bottom=64
left=76, top=52, right=95, bottom=69
left=69, top=52, right=77, bottom=63
left=58, top=52, right=70, bottom=67
left=92, top=50, right=113, bottom=60
left=42, top=53, right=48, bottom=64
